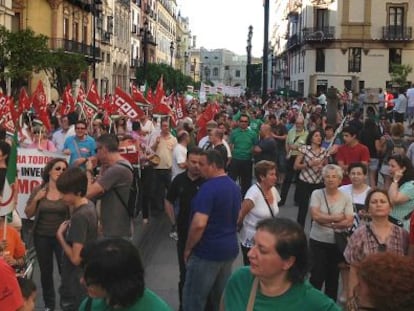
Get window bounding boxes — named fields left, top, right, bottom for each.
left=348, top=48, right=361, bottom=72
left=73, top=22, right=79, bottom=41
left=63, top=18, right=69, bottom=39
left=213, top=67, right=219, bottom=76
left=389, top=48, right=402, bottom=72
left=315, top=49, right=325, bottom=72
left=389, top=6, right=404, bottom=27
left=235, top=70, right=240, bottom=77
left=315, top=9, right=328, bottom=30
left=83, top=25, right=88, bottom=43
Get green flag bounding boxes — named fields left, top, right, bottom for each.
left=0, top=132, right=17, bottom=218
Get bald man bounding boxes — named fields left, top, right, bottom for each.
left=253, top=124, right=277, bottom=164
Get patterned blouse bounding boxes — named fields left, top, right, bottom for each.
left=344, top=224, right=409, bottom=265
left=298, top=145, right=328, bottom=184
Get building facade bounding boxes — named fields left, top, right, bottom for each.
left=272, top=0, right=414, bottom=97
left=176, top=12, right=191, bottom=74
left=155, top=0, right=176, bottom=66
left=199, top=48, right=247, bottom=88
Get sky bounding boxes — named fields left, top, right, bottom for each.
left=177, top=0, right=272, bottom=58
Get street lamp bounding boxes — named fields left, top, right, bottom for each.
left=140, top=20, right=150, bottom=84
left=92, top=0, right=103, bottom=81
left=193, top=58, right=197, bottom=82
left=246, top=25, right=253, bottom=96
left=170, top=41, right=174, bottom=67
left=262, top=0, right=270, bottom=102
left=184, top=51, right=189, bottom=75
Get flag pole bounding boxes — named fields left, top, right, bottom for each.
left=2, top=215, right=7, bottom=240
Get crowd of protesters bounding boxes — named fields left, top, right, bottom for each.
left=1, top=84, right=414, bottom=311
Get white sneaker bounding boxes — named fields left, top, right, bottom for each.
left=169, top=230, right=178, bottom=241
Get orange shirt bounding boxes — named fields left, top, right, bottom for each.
left=0, top=258, right=23, bottom=311
left=0, top=225, right=26, bottom=259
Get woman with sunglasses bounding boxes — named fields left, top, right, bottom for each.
left=27, top=125, right=57, bottom=152
left=344, top=189, right=409, bottom=304
left=24, top=158, right=69, bottom=311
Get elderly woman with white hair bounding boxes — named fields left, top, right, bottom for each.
left=308, top=164, right=354, bottom=302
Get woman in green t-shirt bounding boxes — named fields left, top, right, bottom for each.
left=78, top=238, right=172, bottom=311
left=222, top=218, right=340, bottom=311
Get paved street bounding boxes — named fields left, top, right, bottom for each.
left=33, top=184, right=306, bottom=310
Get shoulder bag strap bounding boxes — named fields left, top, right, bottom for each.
left=365, top=224, right=383, bottom=246
left=322, top=189, right=331, bottom=215
left=256, top=183, right=275, bottom=218
left=112, top=162, right=134, bottom=212
left=246, top=277, right=259, bottom=311
left=72, top=139, right=82, bottom=158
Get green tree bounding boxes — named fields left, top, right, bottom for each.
left=135, top=63, right=195, bottom=92
left=0, top=26, right=50, bottom=96
left=45, top=49, right=88, bottom=95
left=390, top=63, right=413, bottom=88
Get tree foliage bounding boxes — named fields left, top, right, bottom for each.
left=390, top=63, right=413, bottom=88
left=0, top=26, right=50, bottom=95
left=45, top=49, right=88, bottom=95
left=0, top=26, right=89, bottom=97
left=135, top=62, right=196, bottom=93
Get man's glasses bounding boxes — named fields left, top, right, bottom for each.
left=76, top=127, right=86, bottom=130
left=54, top=166, right=66, bottom=172
left=33, top=131, right=40, bottom=134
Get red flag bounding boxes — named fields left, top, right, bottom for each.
left=85, top=80, right=101, bottom=110
left=0, top=95, right=16, bottom=133
left=60, top=84, right=76, bottom=116
left=114, top=86, right=145, bottom=119
left=131, top=84, right=151, bottom=105
left=154, top=76, right=165, bottom=106
left=18, top=88, right=31, bottom=114
left=77, top=86, right=86, bottom=104
left=195, top=102, right=220, bottom=142
left=174, top=95, right=188, bottom=121
left=146, top=88, right=154, bottom=105
left=102, top=95, right=117, bottom=115
left=32, top=80, right=52, bottom=131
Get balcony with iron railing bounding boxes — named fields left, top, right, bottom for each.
left=303, top=26, right=335, bottom=42
left=287, top=33, right=301, bottom=49
left=49, top=38, right=101, bottom=61
left=382, top=26, right=412, bottom=41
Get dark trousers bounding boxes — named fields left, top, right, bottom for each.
left=394, top=111, right=405, bottom=123
left=34, top=235, right=63, bottom=310
left=279, top=156, right=298, bottom=204
left=139, top=166, right=154, bottom=219
left=177, top=239, right=186, bottom=311
left=240, top=244, right=251, bottom=266
left=296, top=180, right=324, bottom=227
left=309, top=239, right=342, bottom=301
left=228, top=159, right=252, bottom=197
left=151, top=169, right=171, bottom=213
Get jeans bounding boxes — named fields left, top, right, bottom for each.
left=139, top=166, right=154, bottom=219
left=34, top=235, right=63, bottom=310
left=309, top=239, right=342, bottom=301
left=228, top=158, right=252, bottom=197
left=183, top=255, right=235, bottom=311
left=176, top=239, right=186, bottom=311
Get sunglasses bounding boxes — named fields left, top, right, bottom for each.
left=54, top=166, right=66, bottom=172
left=76, top=127, right=86, bottom=130
left=33, top=131, right=41, bottom=134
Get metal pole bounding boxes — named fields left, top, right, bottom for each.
left=143, top=25, right=148, bottom=83
left=92, top=1, right=96, bottom=81
left=246, top=25, right=253, bottom=97
left=262, top=0, right=270, bottom=102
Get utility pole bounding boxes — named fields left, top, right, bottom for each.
left=262, top=0, right=270, bottom=102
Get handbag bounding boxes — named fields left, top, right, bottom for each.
left=322, top=190, right=349, bottom=253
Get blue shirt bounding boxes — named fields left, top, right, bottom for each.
left=63, top=135, right=96, bottom=166
left=191, top=175, right=241, bottom=261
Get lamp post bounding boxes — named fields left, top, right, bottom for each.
left=184, top=51, right=189, bottom=75
left=246, top=25, right=253, bottom=96
left=92, top=0, right=103, bottom=81
left=262, top=0, right=270, bottom=102
left=170, top=41, right=174, bottom=67
left=140, top=20, right=150, bottom=84
left=193, top=58, right=196, bottom=81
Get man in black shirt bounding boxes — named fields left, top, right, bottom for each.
left=253, top=124, right=277, bottom=163
left=164, top=147, right=205, bottom=311
left=209, top=128, right=228, bottom=166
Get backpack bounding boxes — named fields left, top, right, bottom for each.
left=114, top=162, right=139, bottom=218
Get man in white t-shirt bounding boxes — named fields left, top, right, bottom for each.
left=172, top=131, right=189, bottom=180
left=406, top=83, right=414, bottom=124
